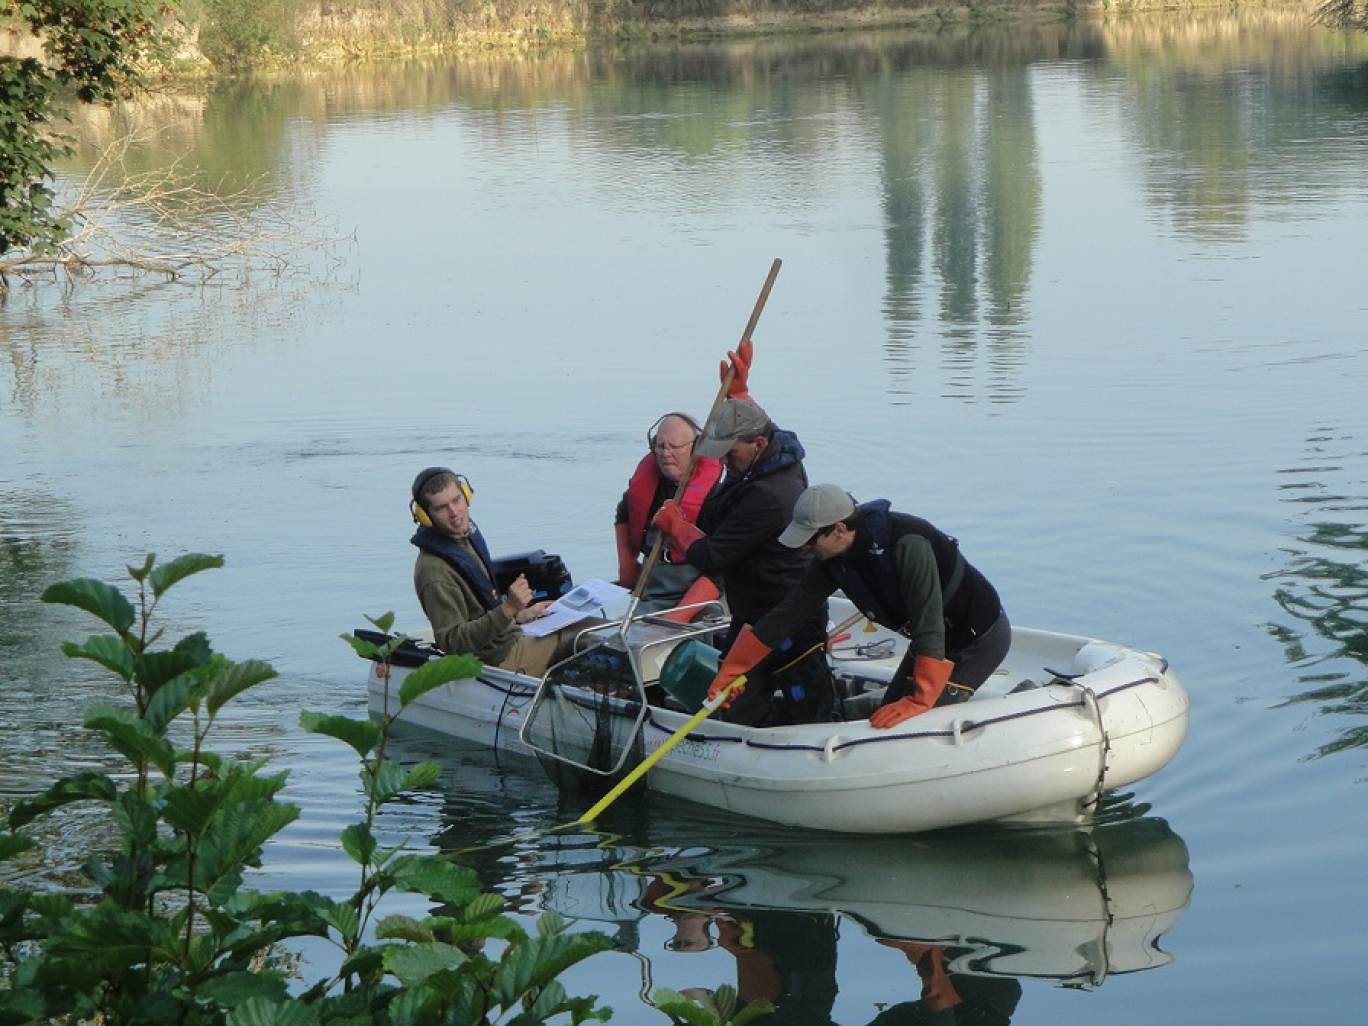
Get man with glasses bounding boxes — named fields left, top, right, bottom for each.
left=704, top=483, right=1010, bottom=729
left=652, top=344, right=835, bottom=726
left=613, top=411, right=723, bottom=614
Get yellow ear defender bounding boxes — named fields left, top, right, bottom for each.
left=410, top=467, right=473, bottom=528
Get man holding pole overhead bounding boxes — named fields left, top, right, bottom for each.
left=652, top=342, right=835, bottom=727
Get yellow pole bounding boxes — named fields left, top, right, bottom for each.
left=576, top=676, right=746, bottom=825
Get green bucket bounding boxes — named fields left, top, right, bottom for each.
left=659, top=638, right=721, bottom=713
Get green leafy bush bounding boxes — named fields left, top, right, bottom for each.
left=0, top=553, right=613, bottom=1024
left=196, top=0, right=303, bottom=69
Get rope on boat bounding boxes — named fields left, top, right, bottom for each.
left=1077, top=683, right=1113, bottom=813
left=391, top=658, right=1160, bottom=764
left=711, top=674, right=1161, bottom=756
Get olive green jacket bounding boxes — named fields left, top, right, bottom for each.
left=414, top=544, right=519, bottom=664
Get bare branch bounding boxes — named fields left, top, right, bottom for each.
left=1, top=125, right=352, bottom=289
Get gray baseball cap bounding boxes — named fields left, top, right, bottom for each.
left=695, top=399, right=772, bottom=458
left=778, top=483, right=857, bottom=548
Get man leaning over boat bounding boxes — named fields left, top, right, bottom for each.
left=705, top=483, right=1011, bottom=729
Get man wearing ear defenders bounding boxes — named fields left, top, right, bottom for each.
left=410, top=467, right=582, bottom=677
left=613, top=411, right=724, bottom=615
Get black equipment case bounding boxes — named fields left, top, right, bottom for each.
left=490, top=550, right=573, bottom=603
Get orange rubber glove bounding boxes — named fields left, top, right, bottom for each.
left=661, top=575, right=721, bottom=623
left=652, top=499, right=706, bottom=552
left=707, top=625, right=771, bottom=708
left=720, top=338, right=753, bottom=400
left=615, top=522, right=640, bottom=588
left=869, top=655, right=955, bottom=729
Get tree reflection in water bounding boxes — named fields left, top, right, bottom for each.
left=1267, top=427, right=1368, bottom=757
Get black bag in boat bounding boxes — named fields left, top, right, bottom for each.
left=490, top=550, right=573, bottom=603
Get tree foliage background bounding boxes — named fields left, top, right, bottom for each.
left=1, top=0, right=177, bottom=262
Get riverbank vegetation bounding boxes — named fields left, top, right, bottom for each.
left=177, top=0, right=1368, bottom=68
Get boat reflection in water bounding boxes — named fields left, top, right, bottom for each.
left=397, top=732, right=1192, bottom=1023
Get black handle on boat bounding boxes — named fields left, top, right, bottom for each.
left=628, top=257, right=783, bottom=616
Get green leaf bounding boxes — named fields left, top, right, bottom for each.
left=7, top=772, right=119, bottom=829
left=382, top=939, right=469, bottom=986
left=234, top=890, right=334, bottom=938
left=299, top=711, right=382, bottom=757
left=374, top=914, right=434, bottom=943
left=127, top=553, right=157, bottom=583
left=29, top=892, right=75, bottom=919
left=206, top=659, right=278, bottom=716
left=537, top=909, right=567, bottom=937
left=731, top=999, right=779, bottom=1025
left=650, top=989, right=715, bottom=1026
left=85, top=706, right=177, bottom=777
left=463, top=891, right=507, bottom=922
left=138, top=643, right=209, bottom=695
left=196, top=969, right=291, bottom=1008
left=46, top=903, right=161, bottom=964
left=316, top=899, right=360, bottom=944
left=161, top=783, right=226, bottom=836
left=340, top=632, right=383, bottom=661
left=145, top=673, right=193, bottom=734
left=363, top=759, right=406, bottom=804
left=225, top=994, right=321, bottom=1026
left=401, top=761, right=442, bottom=791
left=385, top=855, right=483, bottom=905
left=491, top=931, right=615, bottom=1010
left=339, top=823, right=377, bottom=867
left=194, top=801, right=301, bottom=902
left=367, top=611, right=397, bottom=634
left=41, top=577, right=136, bottom=634
left=148, top=552, right=225, bottom=598
left=59, top=634, right=135, bottom=680
left=112, top=790, right=160, bottom=847
left=398, top=653, right=482, bottom=708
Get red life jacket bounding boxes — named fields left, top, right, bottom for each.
left=625, top=453, right=722, bottom=562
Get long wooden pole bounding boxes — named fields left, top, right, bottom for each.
left=625, top=257, right=782, bottom=619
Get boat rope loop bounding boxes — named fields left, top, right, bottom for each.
left=469, top=666, right=1158, bottom=763
left=1076, top=684, right=1112, bottom=811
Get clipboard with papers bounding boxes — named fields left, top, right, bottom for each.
left=520, top=578, right=628, bottom=637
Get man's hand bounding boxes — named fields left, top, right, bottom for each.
left=500, top=573, right=534, bottom=621
left=515, top=600, right=553, bottom=625
left=653, top=500, right=705, bottom=551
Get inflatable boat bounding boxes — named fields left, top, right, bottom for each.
left=360, top=595, right=1188, bottom=835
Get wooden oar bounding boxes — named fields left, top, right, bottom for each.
left=575, top=608, right=867, bottom=825
left=624, top=257, right=782, bottom=621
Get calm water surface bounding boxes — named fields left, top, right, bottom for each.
left=3, top=7, right=1367, bottom=1022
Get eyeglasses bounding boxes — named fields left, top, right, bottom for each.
left=652, top=440, right=692, bottom=454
